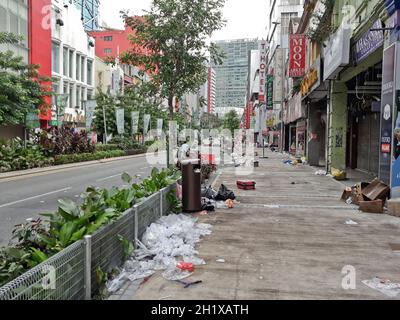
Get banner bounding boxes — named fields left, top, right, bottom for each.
left=131, top=111, right=140, bottom=135
left=289, top=34, right=306, bottom=78
left=85, top=100, right=97, bottom=132
left=259, top=40, right=268, bottom=102
left=379, top=43, right=396, bottom=186
left=266, top=74, right=274, bottom=109
left=157, top=118, right=163, bottom=136
left=143, top=114, right=151, bottom=134
left=116, top=108, right=125, bottom=135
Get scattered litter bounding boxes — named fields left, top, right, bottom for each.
left=315, top=170, right=327, bottom=176
left=362, top=277, right=400, bottom=298
left=175, top=280, right=203, bottom=288
left=216, top=201, right=228, bottom=209
left=199, top=210, right=208, bottom=216
left=162, top=267, right=193, bottom=281
left=331, top=167, right=346, bottom=180
left=40, top=201, right=45, bottom=203
left=177, top=262, right=195, bottom=273
left=201, top=186, right=217, bottom=200
left=201, top=198, right=215, bottom=212
left=346, top=198, right=353, bottom=205
left=237, top=180, right=256, bottom=190
left=215, top=184, right=236, bottom=201
left=216, top=259, right=226, bottom=263
left=226, top=199, right=234, bottom=209
left=106, top=214, right=212, bottom=293
left=345, top=219, right=358, bottom=225
left=259, top=276, right=264, bottom=280
left=160, top=296, right=173, bottom=300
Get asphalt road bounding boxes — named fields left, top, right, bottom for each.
left=0, top=155, right=163, bottom=246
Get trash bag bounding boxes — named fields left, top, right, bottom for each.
left=201, top=186, right=217, bottom=199
left=215, top=184, right=236, bottom=201
left=201, top=197, right=215, bottom=211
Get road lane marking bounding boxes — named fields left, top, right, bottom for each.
left=96, top=174, right=123, bottom=182
left=0, top=187, right=72, bottom=208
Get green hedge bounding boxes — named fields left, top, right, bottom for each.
left=54, top=150, right=126, bottom=165
left=95, top=144, right=121, bottom=152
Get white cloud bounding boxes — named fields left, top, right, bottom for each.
left=100, top=0, right=268, bottom=40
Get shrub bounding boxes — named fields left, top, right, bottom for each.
left=54, top=150, right=126, bottom=165
left=37, top=128, right=95, bottom=156
left=95, top=144, right=121, bottom=152
left=0, top=138, right=53, bottom=173
left=110, top=136, right=141, bottom=151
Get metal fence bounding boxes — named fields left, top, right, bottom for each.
left=0, top=183, right=176, bottom=300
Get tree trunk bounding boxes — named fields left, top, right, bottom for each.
left=168, top=94, right=174, bottom=120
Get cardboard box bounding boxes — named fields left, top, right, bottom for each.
left=387, top=199, right=400, bottom=217
left=359, top=200, right=384, bottom=214
left=362, top=178, right=390, bottom=201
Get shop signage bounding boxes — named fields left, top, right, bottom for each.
left=116, top=108, right=125, bottom=135
left=273, top=48, right=285, bottom=103
left=301, top=56, right=321, bottom=97
left=266, top=74, right=274, bottom=109
left=289, top=34, right=306, bottom=78
left=323, top=20, right=352, bottom=81
left=354, top=20, right=384, bottom=64
left=259, top=40, right=268, bottom=102
left=131, top=111, right=140, bottom=135
left=379, top=43, right=396, bottom=185
left=391, top=42, right=400, bottom=197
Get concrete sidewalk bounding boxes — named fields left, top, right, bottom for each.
left=119, top=151, right=400, bottom=300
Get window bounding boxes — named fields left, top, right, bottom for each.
left=52, top=42, right=60, bottom=73
left=104, top=48, right=112, bottom=54
left=69, top=85, right=74, bottom=108
left=81, top=57, right=85, bottom=82
left=103, top=36, right=113, bottom=41
left=76, top=54, right=80, bottom=81
left=87, top=60, right=93, bottom=85
left=69, top=50, right=73, bottom=78
left=63, top=47, right=68, bottom=76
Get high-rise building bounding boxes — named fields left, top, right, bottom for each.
left=73, top=0, right=100, bottom=31
left=213, top=39, right=259, bottom=116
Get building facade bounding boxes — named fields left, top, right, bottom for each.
left=207, top=66, right=217, bottom=114
left=73, top=0, right=100, bottom=31
left=213, top=39, right=259, bottom=116
left=51, top=0, right=96, bottom=127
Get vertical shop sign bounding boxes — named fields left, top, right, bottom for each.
left=380, top=43, right=396, bottom=185
left=273, top=48, right=285, bottom=103
left=289, top=34, right=306, bottom=77
left=266, top=75, right=274, bottom=109
left=259, top=40, right=267, bottom=102
left=131, top=111, right=140, bottom=135
left=391, top=42, right=400, bottom=197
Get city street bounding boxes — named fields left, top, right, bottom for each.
left=0, top=154, right=162, bottom=245
left=113, top=151, right=400, bottom=300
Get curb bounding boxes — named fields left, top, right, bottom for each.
left=0, top=153, right=148, bottom=180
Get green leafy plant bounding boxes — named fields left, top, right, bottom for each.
left=167, top=190, right=182, bottom=214
left=118, top=235, right=134, bottom=260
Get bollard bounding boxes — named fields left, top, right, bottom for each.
left=83, top=235, right=92, bottom=300
left=160, top=189, right=164, bottom=217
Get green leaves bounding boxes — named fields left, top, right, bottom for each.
left=118, top=235, right=134, bottom=260
left=0, top=32, right=51, bottom=126
left=121, top=172, right=132, bottom=184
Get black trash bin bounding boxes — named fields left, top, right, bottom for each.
left=181, top=158, right=202, bottom=212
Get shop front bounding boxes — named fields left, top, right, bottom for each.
left=344, top=19, right=384, bottom=177
left=301, top=55, right=328, bottom=166
left=284, top=92, right=306, bottom=156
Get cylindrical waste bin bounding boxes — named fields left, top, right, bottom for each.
left=181, top=158, right=202, bottom=212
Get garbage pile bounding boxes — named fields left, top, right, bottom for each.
left=282, top=157, right=306, bottom=166
left=341, top=178, right=390, bottom=214
left=107, top=214, right=212, bottom=294
left=201, top=184, right=237, bottom=211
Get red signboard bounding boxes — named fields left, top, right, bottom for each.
left=289, top=34, right=306, bottom=78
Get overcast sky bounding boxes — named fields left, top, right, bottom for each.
left=100, top=0, right=269, bottom=40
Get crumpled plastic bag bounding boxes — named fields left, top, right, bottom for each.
left=363, top=277, right=400, bottom=298
left=106, top=214, right=212, bottom=294
left=215, top=184, right=236, bottom=201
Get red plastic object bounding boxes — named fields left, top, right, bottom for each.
left=176, top=262, right=195, bottom=273
left=237, top=180, right=256, bottom=190
left=201, top=154, right=216, bottom=165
